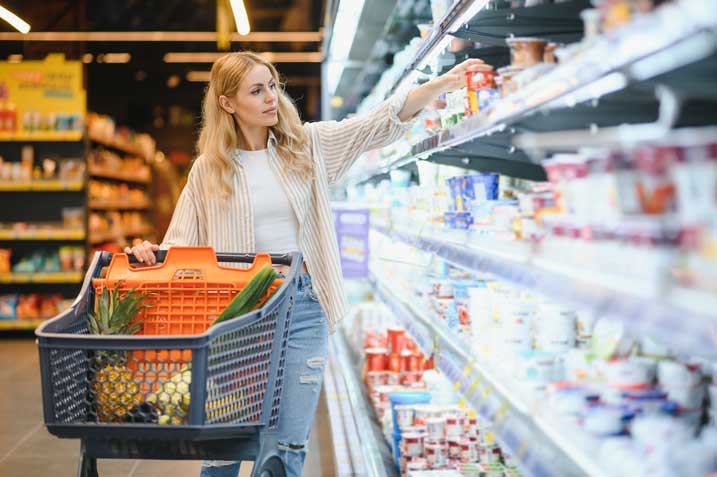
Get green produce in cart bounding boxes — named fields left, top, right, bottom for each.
left=154, top=265, right=280, bottom=424
left=213, top=264, right=279, bottom=325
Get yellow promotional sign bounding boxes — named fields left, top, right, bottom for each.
left=0, top=54, right=86, bottom=141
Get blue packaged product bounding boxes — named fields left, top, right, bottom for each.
left=454, top=211, right=474, bottom=230
left=477, top=88, right=500, bottom=111
left=0, top=294, right=18, bottom=320
left=388, top=391, right=431, bottom=436
left=445, top=177, right=463, bottom=211
left=444, top=211, right=458, bottom=229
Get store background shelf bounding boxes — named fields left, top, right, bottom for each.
left=0, top=131, right=84, bottom=142
left=88, top=166, right=151, bottom=184
left=0, top=229, right=85, bottom=241
left=369, top=272, right=609, bottom=477
left=371, top=223, right=717, bottom=359
left=0, top=271, right=83, bottom=284
left=0, top=319, right=48, bottom=331
left=88, top=200, right=152, bottom=210
left=88, top=227, right=152, bottom=245
left=88, top=133, right=153, bottom=161
left=0, top=180, right=84, bottom=192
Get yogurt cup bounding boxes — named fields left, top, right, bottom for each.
left=658, top=360, right=702, bottom=388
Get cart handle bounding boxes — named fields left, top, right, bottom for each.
left=126, top=250, right=294, bottom=266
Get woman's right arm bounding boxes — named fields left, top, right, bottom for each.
left=124, top=177, right=200, bottom=265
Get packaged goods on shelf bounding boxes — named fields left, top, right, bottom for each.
left=9, top=247, right=84, bottom=274
left=89, top=148, right=151, bottom=182
left=0, top=293, right=65, bottom=320
left=88, top=180, right=150, bottom=205
left=0, top=148, right=85, bottom=183
left=343, top=304, right=524, bottom=476
left=87, top=112, right=156, bottom=160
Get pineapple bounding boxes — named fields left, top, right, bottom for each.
left=87, top=282, right=151, bottom=422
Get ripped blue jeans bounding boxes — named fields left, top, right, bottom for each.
left=200, top=273, right=329, bottom=477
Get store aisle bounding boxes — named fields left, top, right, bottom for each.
left=0, top=338, right=334, bottom=477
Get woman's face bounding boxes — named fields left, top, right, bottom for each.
left=220, top=64, right=279, bottom=129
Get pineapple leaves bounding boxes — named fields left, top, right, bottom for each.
left=87, top=281, right=153, bottom=336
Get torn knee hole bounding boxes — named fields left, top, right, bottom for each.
left=299, top=374, right=322, bottom=384
left=278, top=441, right=306, bottom=452
left=306, top=357, right=325, bottom=369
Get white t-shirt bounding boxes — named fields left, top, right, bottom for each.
left=238, top=149, right=300, bottom=253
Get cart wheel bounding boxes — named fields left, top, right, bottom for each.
left=257, top=456, right=285, bottom=477
left=78, top=447, right=98, bottom=477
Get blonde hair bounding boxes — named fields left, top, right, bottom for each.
left=197, top=51, right=311, bottom=200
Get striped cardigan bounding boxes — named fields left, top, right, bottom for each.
left=160, top=89, right=415, bottom=332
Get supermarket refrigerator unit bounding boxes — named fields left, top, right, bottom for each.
left=323, top=0, right=717, bottom=476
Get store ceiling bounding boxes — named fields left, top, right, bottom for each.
left=0, top=0, right=326, bottom=142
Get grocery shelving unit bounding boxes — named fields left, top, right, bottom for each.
left=86, top=117, right=156, bottom=250
left=346, top=0, right=717, bottom=187
left=0, top=139, right=88, bottom=330
left=369, top=271, right=607, bottom=477
left=372, top=222, right=717, bottom=358
left=328, top=0, right=717, bottom=475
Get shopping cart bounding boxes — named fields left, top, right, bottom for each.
left=36, top=246, right=302, bottom=477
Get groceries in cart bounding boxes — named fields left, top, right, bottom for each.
left=85, top=256, right=281, bottom=425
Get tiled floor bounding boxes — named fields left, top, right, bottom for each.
left=0, top=337, right=335, bottom=477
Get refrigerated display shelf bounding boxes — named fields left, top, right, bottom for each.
left=326, top=331, right=398, bottom=477
left=0, top=319, right=47, bottom=330
left=0, top=180, right=84, bottom=192
left=88, top=200, right=151, bottom=210
left=371, top=223, right=717, bottom=359
left=0, top=229, right=85, bottom=241
left=389, top=0, right=482, bottom=95
left=0, top=271, right=83, bottom=284
left=88, top=166, right=151, bottom=184
left=355, top=0, right=717, bottom=186
left=369, top=272, right=609, bottom=477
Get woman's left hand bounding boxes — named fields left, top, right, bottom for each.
left=433, top=58, right=494, bottom=93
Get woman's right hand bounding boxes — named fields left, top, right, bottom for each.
left=124, top=240, right=160, bottom=265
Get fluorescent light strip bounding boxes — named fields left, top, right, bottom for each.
left=0, top=5, right=30, bottom=34
left=187, top=70, right=321, bottom=86
left=165, top=51, right=323, bottom=63
left=99, top=53, right=131, bottom=63
left=0, top=31, right=322, bottom=42
left=229, top=0, right=251, bottom=35
left=329, top=0, right=367, bottom=62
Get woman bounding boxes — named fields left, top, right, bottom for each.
left=126, top=51, right=491, bottom=477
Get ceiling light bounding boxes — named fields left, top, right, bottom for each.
left=102, top=53, right=131, bottom=63
left=229, top=0, right=251, bottom=35
left=186, top=71, right=211, bottom=82
left=135, top=70, right=147, bottom=81
left=164, top=51, right=322, bottom=63
left=328, top=0, right=366, bottom=63
left=0, top=5, right=30, bottom=34
left=7, top=54, right=22, bottom=63
left=167, top=75, right=181, bottom=88
left=82, top=53, right=93, bottom=63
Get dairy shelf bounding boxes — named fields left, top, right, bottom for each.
left=354, top=0, right=717, bottom=186
left=371, top=223, right=717, bottom=359
left=370, top=272, right=608, bottom=477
